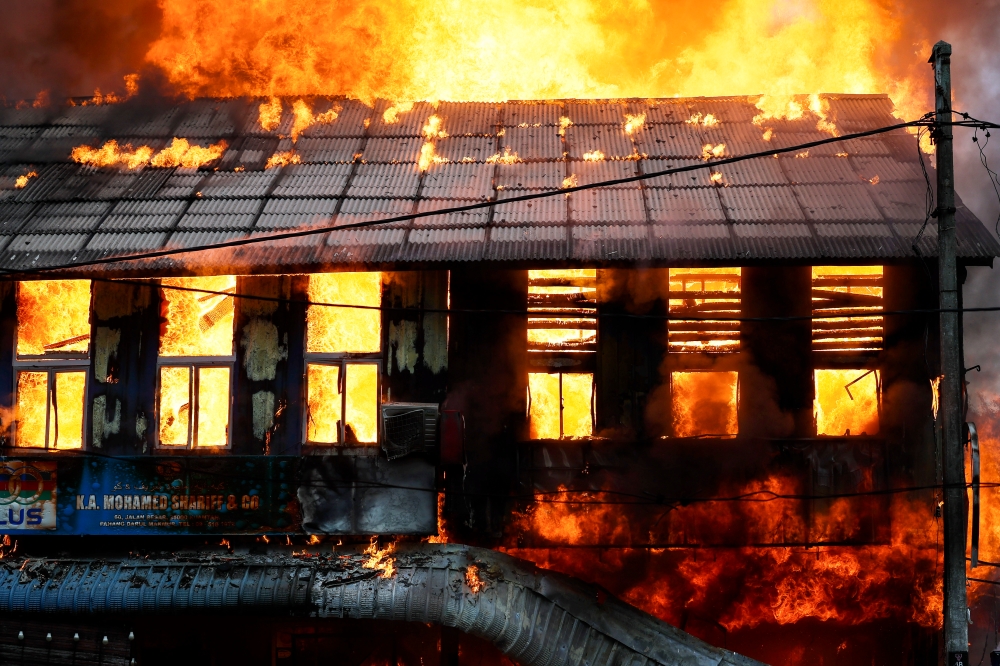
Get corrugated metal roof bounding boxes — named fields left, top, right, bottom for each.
left=361, top=137, right=423, bottom=164
left=414, top=198, right=489, bottom=228
left=346, top=164, right=420, bottom=199
left=436, top=102, right=500, bottom=136
left=635, top=124, right=704, bottom=159
left=421, top=162, right=494, bottom=200
left=566, top=126, right=635, bottom=160
left=641, top=159, right=713, bottom=189
left=569, top=188, right=646, bottom=223
left=272, top=163, right=352, bottom=198
left=499, top=126, right=564, bottom=162
left=434, top=136, right=497, bottom=163
left=297, top=137, right=363, bottom=163
left=794, top=183, right=882, bottom=221
left=502, top=102, right=562, bottom=127
left=646, top=187, right=726, bottom=223
left=0, top=94, right=994, bottom=270
left=719, top=186, right=804, bottom=221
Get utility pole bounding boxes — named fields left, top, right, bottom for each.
left=931, top=40, right=968, bottom=666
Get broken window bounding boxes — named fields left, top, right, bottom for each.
left=157, top=276, right=236, bottom=449
left=528, top=372, right=594, bottom=439
left=304, top=272, right=382, bottom=445
left=14, top=280, right=92, bottom=449
left=814, top=369, right=880, bottom=436
left=665, top=268, right=741, bottom=437
left=812, top=266, right=883, bottom=354
left=527, top=270, right=596, bottom=439
left=670, top=371, right=739, bottom=437
left=667, top=268, right=741, bottom=353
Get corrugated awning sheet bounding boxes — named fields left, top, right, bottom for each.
left=0, top=94, right=996, bottom=274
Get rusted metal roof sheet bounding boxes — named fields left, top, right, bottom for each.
left=0, top=94, right=994, bottom=272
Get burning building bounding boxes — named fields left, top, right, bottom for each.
left=0, top=92, right=996, bottom=666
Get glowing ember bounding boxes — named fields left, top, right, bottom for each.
left=795, top=150, right=809, bottom=158
left=14, top=171, right=37, bottom=189
left=671, top=371, right=739, bottom=437
left=17, top=280, right=92, bottom=357
left=582, top=149, right=605, bottom=162
left=265, top=150, right=301, bottom=169
left=307, top=272, right=381, bottom=354
left=701, top=143, right=726, bottom=161
left=815, top=369, right=879, bottom=436
left=623, top=113, right=646, bottom=134
left=930, top=376, right=942, bottom=421
left=72, top=138, right=227, bottom=170
left=465, top=564, right=487, bottom=593
left=362, top=536, right=397, bottom=578
left=486, top=147, right=523, bottom=164
left=259, top=96, right=282, bottom=131
left=160, top=276, right=236, bottom=357
left=868, top=175, right=880, bottom=185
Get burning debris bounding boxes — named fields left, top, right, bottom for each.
left=14, top=171, right=36, bottom=189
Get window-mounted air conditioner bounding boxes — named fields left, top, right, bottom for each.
left=380, top=403, right=440, bottom=460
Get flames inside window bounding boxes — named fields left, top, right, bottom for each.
left=14, top=280, right=92, bottom=449
left=812, top=266, right=883, bottom=353
left=527, top=269, right=597, bottom=354
left=527, top=270, right=596, bottom=440
left=667, top=268, right=741, bottom=353
left=528, top=372, right=594, bottom=440
left=815, top=369, right=880, bottom=436
left=157, top=276, right=236, bottom=449
left=670, top=371, right=739, bottom=437
left=305, top=272, right=382, bottom=446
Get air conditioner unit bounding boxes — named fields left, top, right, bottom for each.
left=380, top=403, right=440, bottom=460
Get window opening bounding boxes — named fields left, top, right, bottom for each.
left=667, top=268, right=741, bottom=353
left=157, top=276, right=236, bottom=449
left=814, top=368, right=880, bottom=436
left=527, top=270, right=596, bottom=440
left=304, top=272, right=382, bottom=446
left=670, top=371, right=739, bottom=437
left=528, top=372, right=594, bottom=440
left=812, top=266, right=883, bottom=353
left=14, top=280, right=92, bottom=449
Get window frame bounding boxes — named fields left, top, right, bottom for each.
left=12, top=281, right=93, bottom=451
left=301, top=354, right=382, bottom=449
left=155, top=357, right=236, bottom=450
left=527, top=370, right=595, bottom=440
left=154, top=278, right=238, bottom=452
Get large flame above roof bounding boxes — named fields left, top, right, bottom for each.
left=144, top=0, right=929, bottom=119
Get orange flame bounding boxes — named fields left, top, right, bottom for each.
left=258, top=96, right=282, bottom=131
left=486, top=147, right=523, bottom=164
left=582, top=149, right=605, bottom=162
left=362, top=537, right=397, bottom=578
left=265, top=150, right=301, bottom=169
left=701, top=143, right=726, bottom=161
left=17, top=280, right=91, bottom=357
left=14, top=172, right=37, bottom=189
left=291, top=98, right=339, bottom=141
left=623, top=113, right=646, bottom=134
left=465, top=565, right=487, bottom=593
left=71, top=138, right=227, bottom=170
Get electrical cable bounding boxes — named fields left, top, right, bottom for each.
left=0, top=118, right=952, bottom=276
